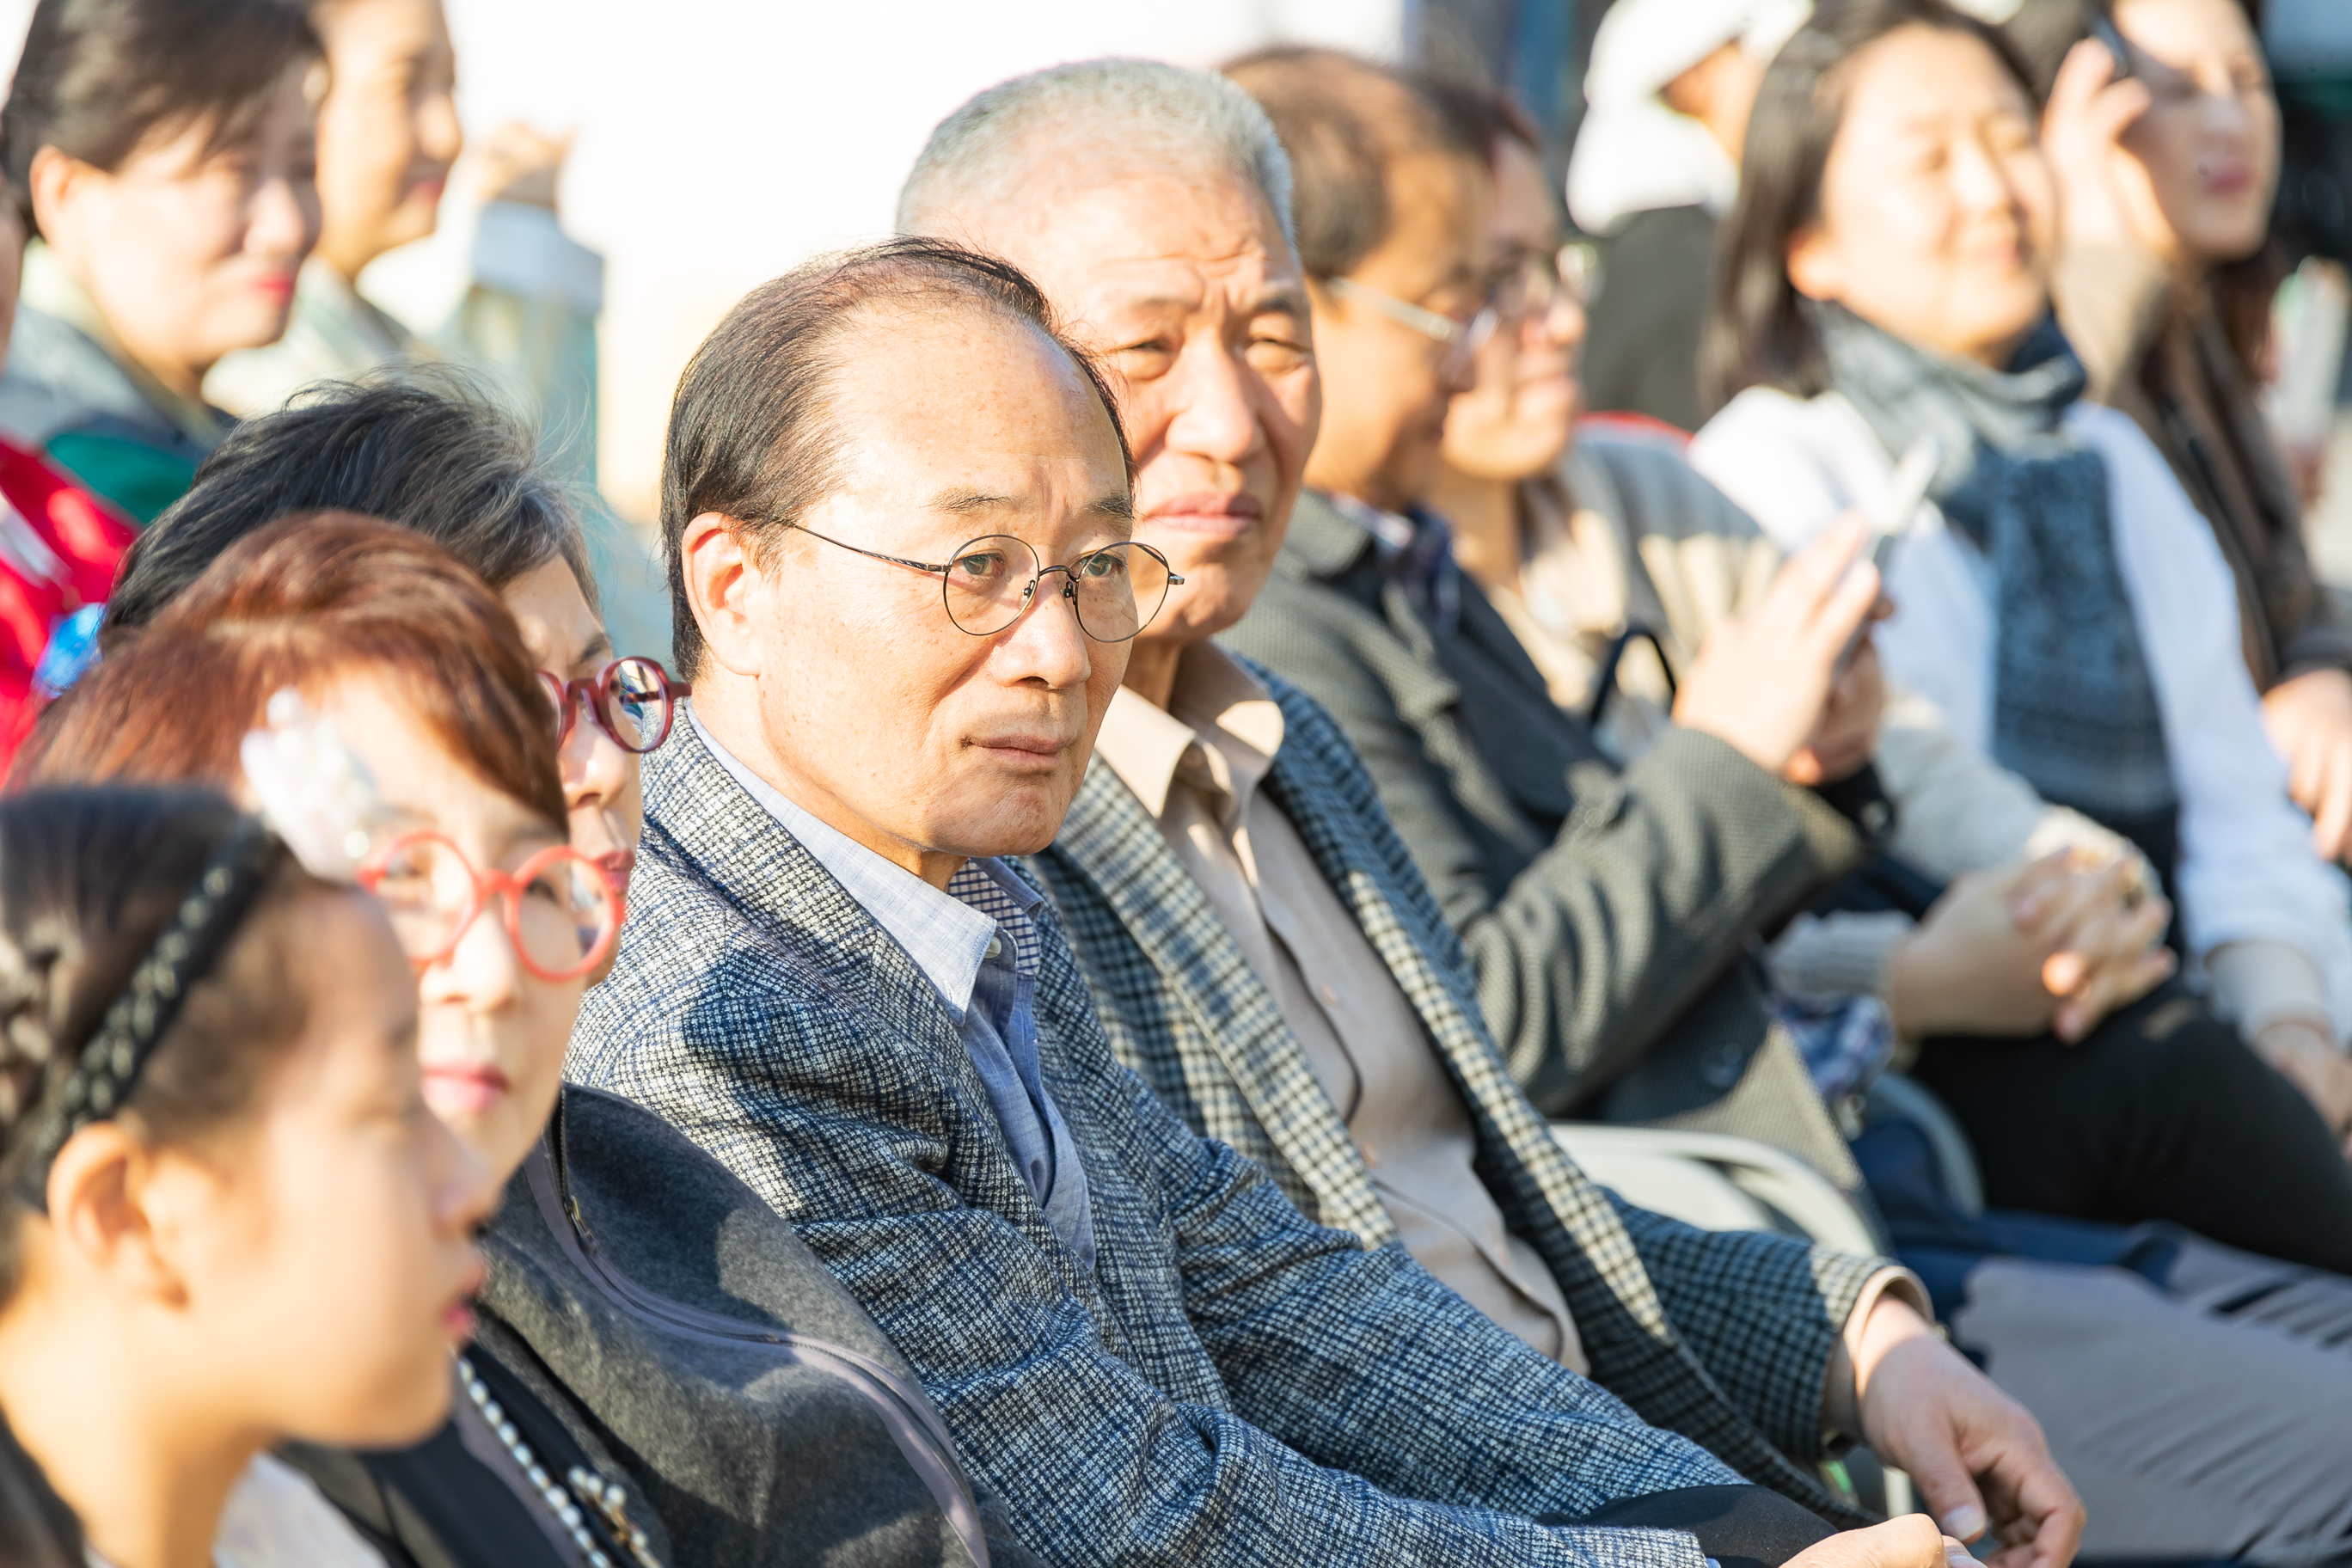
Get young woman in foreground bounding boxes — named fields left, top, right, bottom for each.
left=0, top=783, right=491, bottom=1568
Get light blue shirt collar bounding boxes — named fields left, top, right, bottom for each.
left=690, top=708, right=1036, bottom=1019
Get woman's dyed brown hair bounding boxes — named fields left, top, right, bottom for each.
left=15, top=512, right=565, bottom=831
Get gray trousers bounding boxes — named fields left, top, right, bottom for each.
left=1953, top=1239, right=2352, bottom=1565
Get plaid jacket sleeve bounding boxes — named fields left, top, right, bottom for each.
left=573, top=842, right=1749, bottom=1568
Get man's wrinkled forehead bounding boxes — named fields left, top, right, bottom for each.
left=960, top=164, right=1306, bottom=322
left=816, top=309, right=1132, bottom=515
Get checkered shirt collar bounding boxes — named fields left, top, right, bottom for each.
left=689, top=707, right=1042, bottom=1018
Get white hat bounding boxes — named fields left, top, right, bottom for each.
left=1565, top=0, right=1812, bottom=234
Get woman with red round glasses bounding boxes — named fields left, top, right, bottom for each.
left=24, top=514, right=1016, bottom=1568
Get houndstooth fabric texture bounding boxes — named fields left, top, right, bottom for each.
left=570, top=715, right=1751, bottom=1568
left=1028, top=663, right=1883, bottom=1526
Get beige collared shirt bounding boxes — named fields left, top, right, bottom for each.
left=1093, top=643, right=1586, bottom=1370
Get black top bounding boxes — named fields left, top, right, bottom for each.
left=285, top=1084, right=1033, bottom=1568
left=482, top=1084, right=1033, bottom=1568
left=1581, top=205, right=1719, bottom=433
left=281, top=1332, right=662, bottom=1568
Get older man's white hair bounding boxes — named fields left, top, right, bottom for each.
left=896, top=58, right=1296, bottom=255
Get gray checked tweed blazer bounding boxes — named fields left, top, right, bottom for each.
left=1026, top=665, right=1881, bottom=1528
left=572, top=715, right=1756, bottom=1568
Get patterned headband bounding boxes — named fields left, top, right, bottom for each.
left=10, top=817, right=283, bottom=1207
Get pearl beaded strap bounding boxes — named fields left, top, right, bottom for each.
left=457, top=1356, right=663, bottom=1568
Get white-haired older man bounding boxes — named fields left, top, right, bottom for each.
left=901, top=55, right=2079, bottom=1568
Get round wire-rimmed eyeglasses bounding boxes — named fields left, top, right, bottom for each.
left=787, top=524, right=1185, bottom=642
left=356, top=830, right=622, bottom=983
left=539, top=656, right=692, bottom=755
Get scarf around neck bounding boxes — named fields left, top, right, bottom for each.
left=1814, top=301, right=2177, bottom=825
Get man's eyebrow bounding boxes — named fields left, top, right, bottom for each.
left=928, top=488, right=1018, bottom=516
left=1111, top=292, right=1198, bottom=315
left=925, top=487, right=1133, bottom=524
left=1247, top=285, right=1311, bottom=316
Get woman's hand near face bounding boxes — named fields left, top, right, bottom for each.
left=2042, top=38, right=2164, bottom=260
left=465, top=122, right=572, bottom=214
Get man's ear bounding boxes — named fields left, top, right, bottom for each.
left=1786, top=224, right=1843, bottom=303
left=26, top=146, right=94, bottom=260
left=41, top=1123, right=189, bottom=1309
left=680, top=512, right=769, bottom=679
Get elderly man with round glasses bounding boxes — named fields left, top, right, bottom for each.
left=560, top=226, right=2032, bottom=1568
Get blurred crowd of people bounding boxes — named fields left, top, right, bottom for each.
left=0, top=1, right=2348, bottom=1566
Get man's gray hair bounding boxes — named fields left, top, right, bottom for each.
left=896, top=58, right=1296, bottom=254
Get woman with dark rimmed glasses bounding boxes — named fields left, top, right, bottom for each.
left=29, top=514, right=1020, bottom=1568
left=101, top=375, right=702, bottom=977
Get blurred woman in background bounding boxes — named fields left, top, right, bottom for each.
left=1428, top=70, right=2352, bottom=1277
left=0, top=0, right=322, bottom=524
left=1691, top=0, right=2352, bottom=1153
left=0, top=782, right=492, bottom=1568
left=203, top=0, right=605, bottom=488
left=198, top=0, right=668, bottom=662
left=2037, top=0, right=2352, bottom=860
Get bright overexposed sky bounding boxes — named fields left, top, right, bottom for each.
left=0, top=0, right=1401, bottom=520
left=407, top=0, right=1409, bottom=518
left=437, top=0, right=1399, bottom=518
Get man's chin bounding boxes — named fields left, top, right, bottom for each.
left=930, top=786, right=1078, bottom=863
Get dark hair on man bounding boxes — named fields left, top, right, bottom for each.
left=1700, top=0, right=2038, bottom=413
left=104, top=375, right=594, bottom=653
left=1, top=0, right=322, bottom=234
left=0, top=785, right=322, bottom=1300
left=1415, top=73, right=1544, bottom=167
left=1222, top=47, right=1481, bottom=280
left=659, top=236, right=1133, bottom=679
